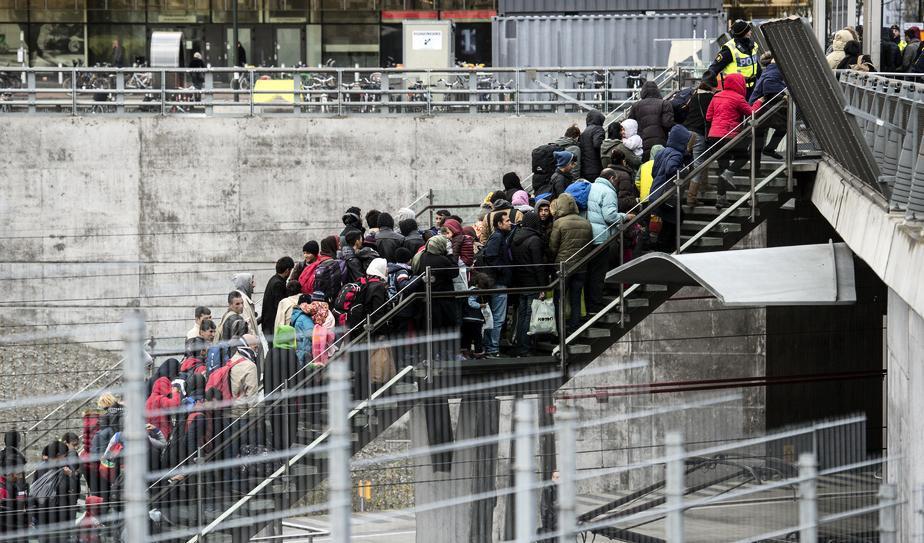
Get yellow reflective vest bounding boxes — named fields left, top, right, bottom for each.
left=721, top=38, right=760, bottom=85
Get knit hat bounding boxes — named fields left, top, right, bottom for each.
left=366, top=258, right=387, bottom=280
left=394, top=247, right=412, bottom=264
left=554, top=150, right=575, bottom=169
left=511, top=190, right=530, bottom=207
left=311, top=290, right=326, bottom=301
left=396, top=207, right=415, bottom=223
left=426, top=235, right=449, bottom=255
left=520, top=211, right=541, bottom=230
left=442, top=218, right=463, bottom=235
left=731, top=19, right=751, bottom=38
left=297, top=294, right=312, bottom=305
left=302, top=240, right=319, bottom=255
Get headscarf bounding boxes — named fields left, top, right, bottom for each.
left=308, top=301, right=330, bottom=326
left=396, top=207, right=416, bottom=223
left=511, top=190, right=530, bottom=207
left=426, top=235, right=449, bottom=255
left=366, top=257, right=388, bottom=280
left=232, top=273, right=254, bottom=298
left=320, top=235, right=339, bottom=257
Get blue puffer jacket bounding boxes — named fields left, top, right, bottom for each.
left=749, top=62, right=787, bottom=104
left=290, top=307, right=314, bottom=364
left=587, top=177, right=626, bottom=245
left=649, top=125, right=692, bottom=218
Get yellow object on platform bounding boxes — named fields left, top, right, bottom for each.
left=253, top=78, right=295, bottom=104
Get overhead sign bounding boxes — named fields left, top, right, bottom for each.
left=412, top=30, right=442, bottom=50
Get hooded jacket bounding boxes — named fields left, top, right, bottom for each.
left=880, top=28, right=902, bottom=73
left=549, top=193, right=593, bottom=268
left=628, top=81, right=675, bottom=154
left=900, top=32, right=922, bottom=72
left=705, top=73, right=754, bottom=138
left=683, top=88, right=715, bottom=134
left=502, top=173, right=525, bottom=203
left=399, top=220, right=425, bottom=254
left=578, top=110, right=606, bottom=180
left=511, top=190, right=534, bottom=213
left=611, top=165, right=640, bottom=212
left=650, top=125, right=693, bottom=217
left=291, top=305, right=315, bottom=364
left=228, top=273, right=262, bottom=351
left=145, top=377, right=181, bottom=439
left=637, top=144, right=664, bottom=201
left=510, top=212, right=547, bottom=288
left=340, top=211, right=365, bottom=247
left=443, top=219, right=475, bottom=266
left=342, top=245, right=380, bottom=283
left=619, top=119, right=644, bottom=157
left=749, top=62, right=786, bottom=104
left=587, top=176, right=627, bottom=245
left=826, top=28, right=856, bottom=68
left=552, top=135, right=582, bottom=182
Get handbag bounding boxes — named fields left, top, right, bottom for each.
left=481, top=305, right=494, bottom=331
left=528, top=298, right=556, bottom=336
left=370, top=343, right=396, bottom=385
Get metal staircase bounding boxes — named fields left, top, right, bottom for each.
left=161, top=93, right=823, bottom=543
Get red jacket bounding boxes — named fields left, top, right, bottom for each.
left=179, top=356, right=206, bottom=376
left=705, top=73, right=754, bottom=139
left=145, top=377, right=181, bottom=439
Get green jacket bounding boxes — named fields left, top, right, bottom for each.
left=549, top=193, right=593, bottom=270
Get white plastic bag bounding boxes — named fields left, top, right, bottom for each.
left=528, top=298, right=556, bottom=336
left=481, top=305, right=494, bottom=331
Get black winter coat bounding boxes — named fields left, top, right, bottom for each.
left=550, top=170, right=573, bottom=198
left=579, top=110, right=606, bottom=180
left=510, top=226, right=547, bottom=288
left=628, top=81, right=675, bottom=156
left=612, top=165, right=640, bottom=212
left=374, top=227, right=404, bottom=262
left=418, top=252, right=459, bottom=292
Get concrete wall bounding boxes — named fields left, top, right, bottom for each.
left=0, top=114, right=583, bottom=355
left=887, top=288, right=924, bottom=542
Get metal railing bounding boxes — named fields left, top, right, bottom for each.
left=0, top=65, right=679, bottom=116
left=835, top=70, right=924, bottom=220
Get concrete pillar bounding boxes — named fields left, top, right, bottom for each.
left=863, top=0, right=883, bottom=67
left=411, top=396, right=500, bottom=543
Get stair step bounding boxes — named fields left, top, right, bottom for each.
left=248, top=498, right=275, bottom=513
left=700, top=190, right=780, bottom=202
left=682, top=205, right=755, bottom=218
left=680, top=220, right=742, bottom=233
left=602, top=296, right=649, bottom=309
left=645, top=284, right=668, bottom=292
left=393, top=382, right=418, bottom=394
left=597, top=312, right=630, bottom=324
left=580, top=327, right=611, bottom=339
left=537, top=342, right=592, bottom=355
left=680, top=235, right=724, bottom=248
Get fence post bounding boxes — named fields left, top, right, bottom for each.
left=879, top=483, right=897, bottom=543
left=425, top=266, right=433, bottom=382
left=115, top=69, right=124, bottom=114
left=557, top=409, right=577, bottom=543
left=515, top=68, right=520, bottom=116
left=249, top=69, right=255, bottom=116
left=204, top=70, right=213, bottom=116
left=329, top=358, right=352, bottom=543
left=26, top=70, right=35, bottom=113
left=71, top=67, right=77, bottom=116
left=665, top=431, right=685, bottom=543
left=514, top=399, right=537, bottom=543
left=469, top=70, right=478, bottom=114
left=786, top=92, right=795, bottom=192
left=798, top=452, right=818, bottom=543
left=122, top=312, right=148, bottom=543
left=381, top=72, right=389, bottom=113
left=558, top=261, right=567, bottom=372
left=750, top=110, right=757, bottom=222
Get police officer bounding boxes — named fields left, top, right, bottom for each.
left=708, top=19, right=761, bottom=99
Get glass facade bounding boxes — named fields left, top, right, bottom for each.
left=0, top=0, right=496, bottom=67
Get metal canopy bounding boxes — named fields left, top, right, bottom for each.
left=605, top=243, right=856, bottom=306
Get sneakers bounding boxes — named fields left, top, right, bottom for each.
left=762, top=148, right=783, bottom=160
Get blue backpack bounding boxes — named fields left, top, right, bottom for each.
left=564, top=180, right=592, bottom=211
left=205, top=345, right=228, bottom=375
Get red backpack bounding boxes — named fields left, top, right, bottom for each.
left=205, top=356, right=246, bottom=401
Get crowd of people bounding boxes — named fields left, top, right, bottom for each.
left=9, top=18, right=882, bottom=540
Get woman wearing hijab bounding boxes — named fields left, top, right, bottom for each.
left=417, top=236, right=460, bottom=331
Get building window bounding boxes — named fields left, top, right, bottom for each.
left=322, top=22, right=377, bottom=66
left=29, top=22, right=84, bottom=64
left=87, top=23, right=144, bottom=64
left=0, top=23, right=26, bottom=66
left=211, top=0, right=261, bottom=23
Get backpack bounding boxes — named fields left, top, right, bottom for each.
left=333, top=282, right=362, bottom=315
left=912, top=44, right=924, bottom=73
left=667, top=86, right=695, bottom=123
left=273, top=323, right=296, bottom=349
left=314, top=259, right=346, bottom=303
left=564, top=181, right=592, bottom=211
left=531, top=142, right=561, bottom=175
left=159, top=414, right=188, bottom=467
left=178, top=356, right=206, bottom=381
left=345, top=277, right=383, bottom=329
left=204, top=345, right=228, bottom=375
left=31, top=468, right=62, bottom=505
left=204, top=356, right=246, bottom=402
